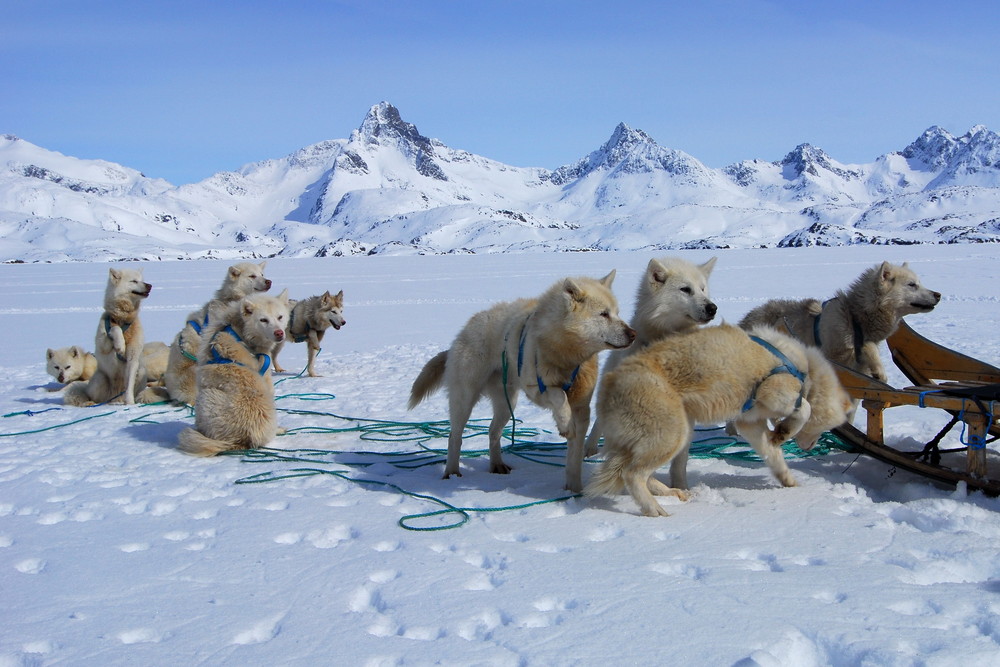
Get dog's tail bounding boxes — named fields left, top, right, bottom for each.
left=408, top=350, right=448, bottom=410
left=584, top=454, right=627, bottom=498
left=177, top=427, right=237, bottom=457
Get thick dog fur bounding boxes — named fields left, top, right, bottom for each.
left=46, top=346, right=98, bottom=385
left=738, top=261, right=941, bottom=382
left=585, top=324, right=852, bottom=517
left=272, top=290, right=346, bottom=376
left=48, top=342, right=169, bottom=387
left=64, top=268, right=161, bottom=406
left=408, top=272, right=636, bottom=492
left=177, top=290, right=290, bottom=457
left=165, top=261, right=271, bottom=405
left=585, top=256, right=718, bottom=456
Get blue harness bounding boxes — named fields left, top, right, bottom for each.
left=507, top=315, right=580, bottom=395
left=742, top=335, right=806, bottom=413
left=206, top=325, right=271, bottom=376
left=103, top=314, right=132, bottom=362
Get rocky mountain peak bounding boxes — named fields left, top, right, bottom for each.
left=356, top=102, right=433, bottom=153
left=901, top=126, right=958, bottom=168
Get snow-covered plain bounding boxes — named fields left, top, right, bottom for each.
left=3, top=244, right=1000, bottom=665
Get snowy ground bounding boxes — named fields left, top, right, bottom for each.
left=2, top=244, right=1000, bottom=666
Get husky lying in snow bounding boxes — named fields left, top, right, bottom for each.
left=48, top=342, right=169, bottom=387
left=585, top=256, right=718, bottom=456
left=409, top=272, right=636, bottom=492
left=165, top=261, right=272, bottom=405
left=586, top=324, right=852, bottom=517
left=177, top=291, right=290, bottom=457
left=272, top=290, right=346, bottom=376
left=739, top=261, right=940, bottom=383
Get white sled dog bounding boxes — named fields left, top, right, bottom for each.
left=165, top=261, right=271, bottom=405
left=46, top=346, right=98, bottom=386
left=585, top=324, right=852, bottom=517
left=408, top=272, right=636, bottom=492
left=272, top=290, right=346, bottom=376
left=48, top=342, right=168, bottom=387
left=64, top=268, right=162, bottom=406
left=177, top=290, right=291, bottom=457
left=585, top=256, right=718, bottom=456
left=739, top=261, right=941, bottom=382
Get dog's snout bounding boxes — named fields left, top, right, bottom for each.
left=706, top=302, right=718, bottom=317
left=932, top=291, right=942, bottom=302
left=274, top=329, right=284, bottom=340
left=264, top=279, right=273, bottom=290
left=625, top=326, right=637, bottom=342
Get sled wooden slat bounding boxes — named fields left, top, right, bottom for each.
left=831, top=319, right=1000, bottom=496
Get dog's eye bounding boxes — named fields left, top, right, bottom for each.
left=600, top=310, right=611, bottom=319
left=908, top=282, right=917, bottom=288
left=680, top=286, right=693, bottom=294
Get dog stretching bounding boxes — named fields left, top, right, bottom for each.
left=409, top=272, right=636, bottom=492
left=177, top=290, right=290, bottom=457
left=585, top=324, right=852, bottom=517
left=64, top=268, right=164, bottom=406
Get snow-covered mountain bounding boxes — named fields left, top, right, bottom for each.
left=2, top=104, right=999, bottom=262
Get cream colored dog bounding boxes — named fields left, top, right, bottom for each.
left=739, top=261, right=940, bottom=382
left=49, top=342, right=168, bottom=387
left=64, top=268, right=163, bottom=406
left=177, top=290, right=290, bottom=457
left=165, top=261, right=272, bottom=405
left=409, top=272, right=636, bottom=492
left=585, top=256, right=717, bottom=456
left=586, top=324, right=851, bottom=517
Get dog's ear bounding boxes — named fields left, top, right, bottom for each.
left=258, top=261, right=267, bottom=272
left=70, top=346, right=81, bottom=358
left=241, top=299, right=256, bottom=317
left=276, top=288, right=289, bottom=303
left=598, top=270, right=616, bottom=288
left=334, top=290, right=344, bottom=305
left=320, top=290, right=332, bottom=303
left=878, top=261, right=894, bottom=283
left=700, top=256, right=718, bottom=277
left=228, top=265, right=242, bottom=279
left=109, top=268, right=121, bottom=282
left=647, top=258, right=668, bottom=285
left=47, top=348, right=55, bottom=360
left=564, top=278, right=585, bottom=302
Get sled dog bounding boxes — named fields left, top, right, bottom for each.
left=165, top=261, right=271, bottom=404
left=585, top=324, right=852, bottom=517
left=49, top=342, right=169, bottom=387
left=585, top=256, right=717, bottom=456
left=64, top=268, right=161, bottom=406
left=177, top=290, right=290, bottom=457
left=739, top=261, right=941, bottom=382
left=46, top=346, right=98, bottom=386
left=408, top=272, right=636, bottom=492
left=272, top=290, right=346, bottom=376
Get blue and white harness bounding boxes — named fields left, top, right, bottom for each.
left=742, top=335, right=806, bottom=413
left=205, top=325, right=271, bottom=376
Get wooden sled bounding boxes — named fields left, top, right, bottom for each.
left=832, top=319, right=1000, bottom=496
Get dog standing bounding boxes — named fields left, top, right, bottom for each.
left=585, top=256, right=717, bottom=456
left=177, top=290, right=291, bottom=457
left=64, top=268, right=159, bottom=406
left=409, top=272, right=636, bottom=492
left=164, top=261, right=272, bottom=405
left=739, top=261, right=941, bottom=382
left=585, top=324, right=851, bottom=517
left=272, top=290, right=346, bottom=376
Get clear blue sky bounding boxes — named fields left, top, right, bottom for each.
left=4, top=0, right=999, bottom=185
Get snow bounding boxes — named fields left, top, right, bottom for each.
left=3, top=244, right=1000, bottom=665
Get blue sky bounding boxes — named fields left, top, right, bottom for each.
left=4, top=0, right=999, bottom=184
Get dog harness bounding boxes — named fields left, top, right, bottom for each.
left=103, top=313, right=133, bottom=362
left=503, top=314, right=580, bottom=395
left=177, top=312, right=212, bottom=363
left=813, top=298, right=866, bottom=364
left=205, top=325, right=271, bottom=376
left=286, top=309, right=311, bottom=344
left=742, top=335, right=806, bottom=413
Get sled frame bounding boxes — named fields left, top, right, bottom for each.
left=832, top=319, right=1000, bottom=496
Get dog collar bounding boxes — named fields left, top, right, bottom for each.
left=103, top=313, right=131, bottom=335
left=743, top=335, right=806, bottom=413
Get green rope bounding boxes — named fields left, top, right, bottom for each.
left=0, top=410, right=116, bottom=437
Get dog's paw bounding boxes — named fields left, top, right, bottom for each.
left=490, top=461, right=513, bottom=475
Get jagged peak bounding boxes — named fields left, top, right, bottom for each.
left=354, top=102, right=433, bottom=151
left=901, top=126, right=958, bottom=167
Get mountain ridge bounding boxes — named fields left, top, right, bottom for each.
left=2, top=102, right=999, bottom=262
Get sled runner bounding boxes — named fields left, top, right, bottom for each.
left=832, top=319, right=1000, bottom=495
